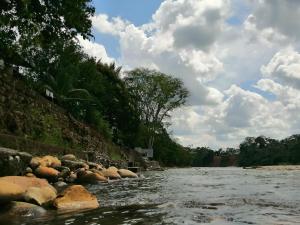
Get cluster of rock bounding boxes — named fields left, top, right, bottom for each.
left=0, top=153, right=139, bottom=217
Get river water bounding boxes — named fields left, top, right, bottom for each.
left=3, top=168, right=300, bottom=225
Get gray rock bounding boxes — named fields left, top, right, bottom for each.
left=61, top=159, right=88, bottom=170
left=0, top=201, right=47, bottom=218
left=0, top=147, right=32, bottom=176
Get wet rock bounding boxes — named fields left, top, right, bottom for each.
left=0, top=181, right=24, bottom=203
left=0, top=201, right=47, bottom=218
left=90, top=169, right=104, bottom=176
left=53, top=185, right=99, bottom=210
left=25, top=173, right=36, bottom=178
left=54, top=181, right=68, bottom=189
left=30, top=156, right=61, bottom=168
left=102, top=167, right=121, bottom=179
left=0, top=176, right=49, bottom=190
left=65, top=172, right=77, bottom=183
left=87, top=162, right=103, bottom=170
left=76, top=171, right=107, bottom=183
left=61, top=154, right=76, bottom=161
left=29, top=157, right=41, bottom=169
left=23, top=186, right=57, bottom=206
left=34, top=166, right=59, bottom=180
left=0, top=176, right=56, bottom=206
left=118, top=169, right=138, bottom=178
left=108, top=166, right=118, bottom=172
left=56, top=166, right=71, bottom=179
left=0, top=147, right=32, bottom=176
left=25, top=167, right=33, bottom=173
left=62, top=160, right=89, bottom=170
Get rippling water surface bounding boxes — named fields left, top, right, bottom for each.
left=5, top=168, right=300, bottom=225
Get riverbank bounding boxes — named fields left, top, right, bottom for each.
left=0, top=147, right=140, bottom=218
left=255, top=165, right=300, bottom=171
left=1, top=167, right=299, bottom=225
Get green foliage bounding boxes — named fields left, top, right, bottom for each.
left=190, top=147, right=214, bottom=167
left=153, top=129, right=192, bottom=167
left=0, top=0, right=94, bottom=76
left=239, top=135, right=300, bottom=166
left=125, top=68, right=189, bottom=148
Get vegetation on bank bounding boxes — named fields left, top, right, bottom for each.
left=1, top=1, right=299, bottom=167
left=185, top=135, right=300, bottom=167
left=0, top=0, right=190, bottom=165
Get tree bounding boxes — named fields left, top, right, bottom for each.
left=125, top=68, right=189, bottom=149
left=0, top=0, right=94, bottom=78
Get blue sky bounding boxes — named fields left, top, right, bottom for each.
left=92, top=0, right=162, bottom=59
left=92, top=0, right=162, bottom=26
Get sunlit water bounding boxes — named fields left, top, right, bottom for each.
left=2, top=168, right=300, bottom=225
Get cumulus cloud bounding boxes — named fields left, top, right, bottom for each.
left=77, top=36, right=114, bottom=63
left=261, top=48, right=300, bottom=89
left=245, top=0, right=300, bottom=44
left=91, top=0, right=228, bottom=106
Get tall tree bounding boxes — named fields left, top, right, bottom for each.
left=125, top=68, right=189, bottom=149
left=0, top=0, right=94, bottom=78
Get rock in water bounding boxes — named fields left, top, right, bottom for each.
left=53, top=185, right=99, bottom=210
left=0, top=181, right=24, bottom=203
left=76, top=171, right=107, bottom=183
left=0, top=147, right=32, bottom=176
left=23, top=186, right=57, bottom=206
left=0, top=201, right=47, bottom=218
left=102, top=167, right=121, bottom=179
left=0, top=176, right=57, bottom=205
left=108, top=166, right=118, bottom=172
left=118, top=169, right=138, bottom=178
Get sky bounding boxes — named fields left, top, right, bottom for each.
left=79, top=0, right=300, bottom=149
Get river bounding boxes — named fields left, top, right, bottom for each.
left=3, top=168, right=300, bottom=225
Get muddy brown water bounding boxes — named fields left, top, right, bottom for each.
left=1, top=168, right=299, bottom=225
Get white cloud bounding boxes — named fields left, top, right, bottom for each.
left=77, top=36, right=114, bottom=63
left=244, top=0, right=300, bottom=44
left=261, top=48, right=300, bottom=89
left=92, top=14, right=128, bottom=35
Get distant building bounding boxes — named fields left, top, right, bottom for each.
left=135, top=147, right=153, bottom=159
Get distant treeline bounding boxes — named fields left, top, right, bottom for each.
left=179, top=135, right=300, bottom=167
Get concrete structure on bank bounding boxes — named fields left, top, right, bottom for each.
left=134, top=147, right=153, bottom=159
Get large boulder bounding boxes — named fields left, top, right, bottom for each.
left=0, top=176, right=57, bottom=206
left=0, top=147, right=32, bottom=176
left=0, top=176, right=49, bottom=189
left=23, top=186, right=57, bottom=206
left=53, top=185, right=99, bottom=210
left=0, top=181, right=24, bottom=203
left=30, top=156, right=61, bottom=168
left=0, top=201, right=47, bottom=219
left=118, top=169, right=138, bottom=178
